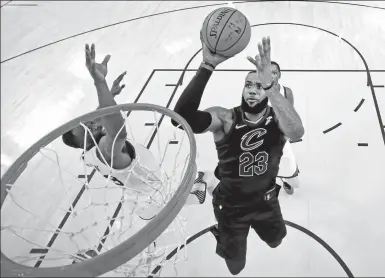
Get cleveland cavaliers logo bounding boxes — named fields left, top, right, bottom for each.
left=240, top=128, right=267, bottom=152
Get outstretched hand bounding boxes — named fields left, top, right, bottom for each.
left=85, top=43, right=111, bottom=82
left=111, top=71, right=126, bottom=97
left=200, top=31, right=231, bottom=67
left=247, top=37, right=272, bottom=87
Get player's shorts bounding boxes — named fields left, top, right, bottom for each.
left=212, top=183, right=287, bottom=261
left=277, top=141, right=298, bottom=178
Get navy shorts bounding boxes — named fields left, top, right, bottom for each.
left=212, top=184, right=287, bottom=260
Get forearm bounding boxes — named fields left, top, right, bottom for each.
left=94, top=80, right=127, bottom=138
left=96, top=94, right=117, bottom=110
left=265, top=87, right=304, bottom=139
left=172, top=63, right=214, bottom=133
left=174, top=64, right=213, bottom=115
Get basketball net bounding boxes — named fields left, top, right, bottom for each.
left=1, top=108, right=196, bottom=277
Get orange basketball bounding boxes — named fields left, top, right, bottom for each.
left=201, top=7, right=251, bottom=57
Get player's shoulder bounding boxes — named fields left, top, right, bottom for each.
left=96, top=136, right=132, bottom=168
left=284, top=86, right=293, bottom=94
left=204, top=106, right=234, bottom=121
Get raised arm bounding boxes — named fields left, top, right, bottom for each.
left=172, top=43, right=231, bottom=134
left=85, top=44, right=131, bottom=168
left=95, top=73, right=126, bottom=110
left=247, top=38, right=304, bottom=140
left=284, top=87, right=294, bottom=107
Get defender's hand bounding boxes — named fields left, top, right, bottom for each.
left=85, top=43, right=110, bottom=82
left=247, top=37, right=273, bottom=87
left=111, top=71, right=126, bottom=97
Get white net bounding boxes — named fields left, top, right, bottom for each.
left=1, top=106, right=197, bottom=277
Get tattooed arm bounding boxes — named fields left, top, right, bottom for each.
left=265, top=86, right=304, bottom=140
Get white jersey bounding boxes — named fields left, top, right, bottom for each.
left=268, top=84, right=287, bottom=106
left=269, top=84, right=298, bottom=178
left=83, top=141, right=162, bottom=196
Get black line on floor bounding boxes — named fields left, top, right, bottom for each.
left=373, top=85, right=384, bottom=88
left=358, top=143, right=368, bottom=146
left=146, top=76, right=182, bottom=147
left=92, top=70, right=158, bottom=257
left=169, top=140, right=179, bottom=145
left=310, top=0, right=385, bottom=11
left=96, top=201, right=123, bottom=253
left=2, top=0, right=384, bottom=63
left=284, top=221, right=354, bottom=278
left=289, top=138, right=303, bottom=144
left=0, top=0, right=12, bottom=7
left=30, top=248, right=48, bottom=254
left=323, top=122, right=342, bottom=134
left=11, top=5, right=379, bottom=273
left=156, top=69, right=385, bottom=73
left=233, top=0, right=384, bottom=11
left=354, top=99, right=365, bottom=112
left=246, top=22, right=385, bottom=145
left=6, top=4, right=38, bottom=6
left=93, top=71, right=187, bottom=255
left=149, top=221, right=354, bottom=278
left=126, top=70, right=155, bottom=118
left=34, top=168, right=96, bottom=267
left=145, top=123, right=155, bottom=126
left=0, top=2, right=228, bottom=63
left=30, top=70, right=156, bottom=266
left=177, top=49, right=202, bottom=86
left=338, top=35, right=385, bottom=145
left=165, top=84, right=178, bottom=87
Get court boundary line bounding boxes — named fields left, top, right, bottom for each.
left=1, top=0, right=384, bottom=63
left=29, top=70, right=156, bottom=267
left=9, top=1, right=380, bottom=273
left=156, top=69, right=385, bottom=72
left=149, top=222, right=354, bottom=277
left=173, top=22, right=385, bottom=145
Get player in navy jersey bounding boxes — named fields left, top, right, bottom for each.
left=172, top=36, right=304, bottom=275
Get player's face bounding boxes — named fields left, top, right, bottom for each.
left=242, top=72, right=267, bottom=107
left=71, top=121, right=105, bottom=150
left=271, top=64, right=281, bottom=85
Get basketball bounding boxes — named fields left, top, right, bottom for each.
left=201, top=7, right=251, bottom=57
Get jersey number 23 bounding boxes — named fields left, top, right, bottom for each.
left=239, top=151, right=269, bottom=176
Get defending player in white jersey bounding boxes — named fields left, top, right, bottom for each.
left=269, top=61, right=301, bottom=194
left=62, top=44, right=206, bottom=221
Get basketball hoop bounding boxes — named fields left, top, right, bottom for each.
left=1, top=103, right=197, bottom=277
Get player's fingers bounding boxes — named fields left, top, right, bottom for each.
left=247, top=56, right=257, bottom=66
left=266, top=36, right=271, bottom=52
left=262, top=37, right=268, bottom=51
left=264, top=37, right=271, bottom=61
left=118, top=84, right=126, bottom=93
left=85, top=44, right=91, bottom=65
left=254, top=55, right=262, bottom=70
left=91, top=44, right=95, bottom=60
left=85, top=44, right=90, bottom=55
left=118, top=71, right=127, bottom=81
left=258, top=43, right=264, bottom=59
left=113, top=84, right=125, bottom=96
left=91, top=63, right=96, bottom=74
left=101, top=55, right=111, bottom=66
left=114, top=71, right=127, bottom=85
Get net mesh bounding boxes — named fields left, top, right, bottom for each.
left=1, top=108, right=196, bottom=277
